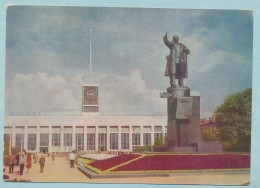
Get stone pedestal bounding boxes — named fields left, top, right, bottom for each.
left=161, top=85, right=222, bottom=153
left=166, top=86, right=201, bottom=151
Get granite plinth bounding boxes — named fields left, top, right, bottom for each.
left=165, top=85, right=222, bottom=153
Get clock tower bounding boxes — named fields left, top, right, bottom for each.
left=82, top=84, right=100, bottom=116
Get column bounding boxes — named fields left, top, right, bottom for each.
left=118, top=126, right=121, bottom=151
left=72, top=126, right=76, bottom=151
left=49, top=126, right=52, bottom=152
left=84, top=126, right=87, bottom=151
left=151, top=125, right=155, bottom=146
left=107, top=126, right=110, bottom=151
left=36, top=126, right=40, bottom=153
left=11, top=126, right=15, bottom=148
left=24, top=126, right=28, bottom=152
left=140, top=126, right=144, bottom=146
left=95, top=126, right=98, bottom=151
left=60, top=126, right=64, bottom=152
left=129, top=125, right=133, bottom=151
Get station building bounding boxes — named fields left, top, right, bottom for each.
left=4, top=84, right=167, bottom=153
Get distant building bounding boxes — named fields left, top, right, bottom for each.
left=4, top=84, right=167, bottom=154
left=200, top=117, right=217, bottom=131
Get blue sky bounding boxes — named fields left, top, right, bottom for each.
left=5, top=6, right=253, bottom=117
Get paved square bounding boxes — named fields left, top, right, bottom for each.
left=3, top=156, right=250, bottom=185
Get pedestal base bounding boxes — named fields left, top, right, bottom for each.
left=166, top=85, right=211, bottom=152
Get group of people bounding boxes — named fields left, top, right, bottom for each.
left=7, top=152, right=46, bottom=175
left=8, top=152, right=31, bottom=175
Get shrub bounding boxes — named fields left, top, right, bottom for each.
left=154, top=135, right=165, bottom=147
left=132, top=145, right=151, bottom=152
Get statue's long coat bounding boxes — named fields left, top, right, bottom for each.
left=163, top=36, right=190, bottom=78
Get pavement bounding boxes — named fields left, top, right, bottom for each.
left=80, top=153, right=118, bottom=160
left=3, top=156, right=250, bottom=185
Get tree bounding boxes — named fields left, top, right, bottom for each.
left=154, top=134, right=165, bottom=147
left=214, top=88, right=252, bottom=152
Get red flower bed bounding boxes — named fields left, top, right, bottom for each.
left=112, top=154, right=250, bottom=172
left=88, top=154, right=141, bottom=171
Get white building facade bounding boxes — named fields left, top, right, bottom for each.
left=4, top=116, right=167, bottom=153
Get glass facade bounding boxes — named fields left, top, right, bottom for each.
left=132, top=133, right=140, bottom=148
left=28, top=134, right=37, bottom=151
left=110, top=133, right=118, bottom=150
left=4, top=134, right=11, bottom=153
left=87, top=133, right=95, bottom=150
left=15, top=134, right=24, bottom=148
left=143, top=133, right=151, bottom=146
left=5, top=124, right=166, bottom=152
left=121, top=133, right=129, bottom=150
left=154, top=133, right=162, bottom=142
left=98, top=133, right=107, bottom=151
left=52, top=133, right=60, bottom=146
left=64, top=133, right=72, bottom=147
left=154, top=126, right=162, bottom=132
left=40, top=133, right=49, bottom=147
left=52, top=127, right=61, bottom=147
left=75, top=133, right=84, bottom=151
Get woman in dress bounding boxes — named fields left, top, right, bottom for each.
left=26, top=153, right=32, bottom=173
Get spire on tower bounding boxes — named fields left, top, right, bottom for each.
left=89, top=29, right=92, bottom=84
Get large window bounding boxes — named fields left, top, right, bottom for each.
left=110, top=133, right=118, bottom=150
left=143, top=133, right=151, bottom=146
left=76, top=133, right=84, bottom=151
left=64, top=133, right=72, bottom=146
left=154, top=133, right=162, bottom=142
left=52, top=133, right=60, bottom=146
left=154, top=125, right=163, bottom=144
left=154, top=126, right=162, bottom=132
left=40, top=127, right=49, bottom=147
left=52, top=127, right=61, bottom=147
left=15, top=134, right=24, bottom=148
left=121, top=133, right=129, bottom=150
left=27, top=126, right=37, bottom=151
left=4, top=134, right=11, bottom=153
left=87, top=133, right=95, bottom=150
left=64, top=126, right=72, bottom=149
left=15, top=126, right=25, bottom=149
left=28, top=134, right=36, bottom=151
left=132, top=133, right=140, bottom=148
left=40, top=134, right=49, bottom=147
left=75, top=126, right=84, bottom=152
left=98, top=133, right=107, bottom=151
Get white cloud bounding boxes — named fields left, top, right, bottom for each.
left=5, top=72, right=81, bottom=115
left=95, top=68, right=167, bottom=115
left=5, top=70, right=167, bottom=116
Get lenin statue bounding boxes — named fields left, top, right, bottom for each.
left=163, top=32, right=190, bottom=86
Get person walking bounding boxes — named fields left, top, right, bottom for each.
left=8, top=153, right=16, bottom=173
left=19, top=152, right=27, bottom=175
left=69, top=151, right=75, bottom=168
left=16, top=152, right=21, bottom=167
left=26, top=153, right=32, bottom=173
left=39, top=153, right=45, bottom=173
left=51, top=152, right=55, bottom=162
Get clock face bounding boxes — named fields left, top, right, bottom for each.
left=86, top=90, right=95, bottom=99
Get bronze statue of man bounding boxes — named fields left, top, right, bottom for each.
left=163, top=32, right=190, bottom=86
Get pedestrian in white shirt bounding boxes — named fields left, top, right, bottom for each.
left=19, top=152, right=27, bottom=175
left=69, top=151, right=76, bottom=168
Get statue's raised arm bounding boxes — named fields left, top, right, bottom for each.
left=163, top=32, right=173, bottom=48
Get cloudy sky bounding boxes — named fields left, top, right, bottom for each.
left=5, top=6, right=253, bottom=117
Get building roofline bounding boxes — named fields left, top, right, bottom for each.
left=82, top=84, right=99, bottom=86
